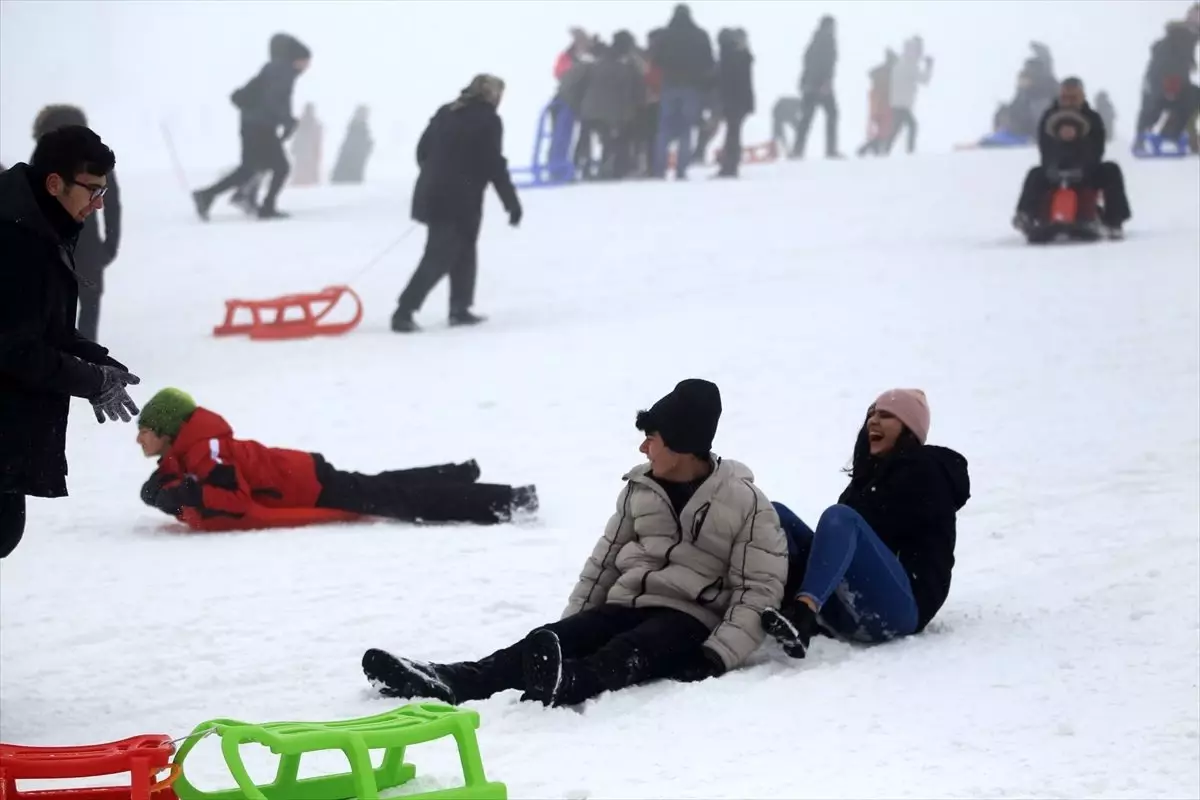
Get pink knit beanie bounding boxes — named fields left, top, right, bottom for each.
left=873, top=389, right=930, bottom=444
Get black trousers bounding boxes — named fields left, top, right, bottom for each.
left=792, top=92, right=839, bottom=158
left=441, top=605, right=710, bottom=705
left=0, top=493, right=26, bottom=559
left=313, top=458, right=517, bottom=525
left=718, top=112, right=746, bottom=175
left=397, top=223, right=479, bottom=316
left=200, top=123, right=290, bottom=212
left=885, top=107, right=918, bottom=154
left=1016, top=163, right=1132, bottom=226
left=77, top=283, right=102, bottom=342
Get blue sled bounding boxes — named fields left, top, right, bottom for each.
left=977, top=130, right=1033, bottom=148
left=1131, top=132, right=1193, bottom=159
left=510, top=102, right=575, bottom=190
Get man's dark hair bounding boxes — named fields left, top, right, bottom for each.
left=1060, top=76, right=1085, bottom=91
left=31, top=125, right=115, bottom=179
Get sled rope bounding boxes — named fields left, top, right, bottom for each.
left=342, top=223, right=420, bottom=287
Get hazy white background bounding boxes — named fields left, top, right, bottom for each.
left=0, top=1, right=1187, bottom=179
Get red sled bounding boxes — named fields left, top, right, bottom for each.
left=178, top=504, right=364, bottom=533
left=213, top=284, right=363, bottom=340
left=0, top=734, right=179, bottom=800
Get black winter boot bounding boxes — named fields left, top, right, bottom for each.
left=522, top=629, right=566, bottom=706
left=762, top=601, right=819, bottom=659
left=362, top=648, right=457, bottom=703
left=391, top=309, right=420, bottom=333
left=449, top=310, right=487, bottom=327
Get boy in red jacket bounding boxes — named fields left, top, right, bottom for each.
left=136, top=388, right=537, bottom=532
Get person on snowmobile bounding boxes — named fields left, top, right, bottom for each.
left=362, top=379, right=788, bottom=708
left=762, top=389, right=970, bottom=659
left=1012, top=77, right=1132, bottom=238
left=136, top=388, right=537, bottom=532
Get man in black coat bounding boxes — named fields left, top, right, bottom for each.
left=791, top=15, right=842, bottom=159
left=32, top=105, right=122, bottom=342
left=391, top=74, right=522, bottom=333
left=1013, top=77, right=1132, bottom=238
left=649, top=4, right=715, bottom=179
left=0, top=126, right=141, bottom=559
left=192, top=33, right=312, bottom=221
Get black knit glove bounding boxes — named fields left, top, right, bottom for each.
left=91, top=365, right=141, bottom=423
left=674, top=646, right=726, bottom=683
left=508, top=202, right=523, bottom=228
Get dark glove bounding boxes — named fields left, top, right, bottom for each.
left=508, top=203, right=523, bottom=228
left=91, top=365, right=140, bottom=423
left=674, top=646, right=726, bottom=683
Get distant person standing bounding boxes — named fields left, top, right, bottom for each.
left=650, top=3, right=716, bottom=179
left=885, top=36, right=933, bottom=155
left=791, top=15, right=842, bottom=159
left=289, top=102, right=323, bottom=186
left=31, top=105, right=121, bottom=342
left=391, top=74, right=522, bottom=334
left=714, top=28, right=755, bottom=178
left=192, top=33, right=311, bottom=221
left=0, top=126, right=140, bottom=560
left=330, top=105, right=375, bottom=185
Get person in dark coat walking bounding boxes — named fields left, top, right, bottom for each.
left=715, top=28, right=755, bottom=178
left=0, top=126, right=140, bottom=559
left=650, top=4, right=716, bottom=178
left=763, top=389, right=970, bottom=658
left=791, top=15, right=842, bottom=159
left=391, top=74, right=522, bottom=334
left=192, top=33, right=312, bottom=221
left=31, top=105, right=121, bottom=342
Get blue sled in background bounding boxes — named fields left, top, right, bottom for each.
left=509, top=102, right=575, bottom=189
left=977, top=130, right=1033, bottom=148
left=1131, top=131, right=1193, bottom=159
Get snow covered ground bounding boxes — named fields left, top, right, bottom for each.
left=2, top=149, right=1198, bottom=799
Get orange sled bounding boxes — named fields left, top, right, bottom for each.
left=213, top=285, right=363, bottom=340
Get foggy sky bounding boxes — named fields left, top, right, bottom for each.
left=0, top=0, right=1186, bottom=179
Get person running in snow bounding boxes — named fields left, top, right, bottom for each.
left=363, top=379, right=787, bottom=707
left=192, top=33, right=312, bottom=221
left=0, top=126, right=140, bottom=560
left=762, top=389, right=970, bottom=658
left=136, top=388, right=537, bottom=532
left=391, top=74, right=522, bottom=333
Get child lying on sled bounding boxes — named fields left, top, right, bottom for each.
left=136, top=388, right=537, bottom=532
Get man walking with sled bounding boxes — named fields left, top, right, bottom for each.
left=135, top=388, right=537, bottom=531
left=0, top=126, right=141, bottom=559
left=391, top=74, right=522, bottom=333
left=363, top=379, right=788, bottom=707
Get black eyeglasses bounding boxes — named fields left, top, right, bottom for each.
left=66, top=178, right=108, bottom=201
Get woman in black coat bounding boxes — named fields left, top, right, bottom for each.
left=762, top=389, right=970, bottom=658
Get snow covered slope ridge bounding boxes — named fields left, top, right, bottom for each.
left=1, top=150, right=1198, bottom=799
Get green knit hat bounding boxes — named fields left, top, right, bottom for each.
left=137, top=388, right=197, bottom=437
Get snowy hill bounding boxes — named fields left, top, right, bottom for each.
left=2, top=150, right=1198, bottom=799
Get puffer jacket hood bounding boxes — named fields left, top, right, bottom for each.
left=921, top=445, right=970, bottom=510
left=563, top=455, right=788, bottom=671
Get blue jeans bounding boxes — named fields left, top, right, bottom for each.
left=653, top=87, right=703, bottom=177
left=773, top=502, right=919, bottom=642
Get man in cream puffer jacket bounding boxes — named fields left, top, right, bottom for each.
left=362, top=378, right=788, bottom=708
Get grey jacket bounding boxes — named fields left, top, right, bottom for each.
left=580, top=55, right=646, bottom=126
left=563, top=456, right=788, bottom=671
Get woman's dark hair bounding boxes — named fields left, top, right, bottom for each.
left=843, top=417, right=922, bottom=484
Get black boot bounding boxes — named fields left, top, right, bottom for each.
left=391, top=309, right=420, bottom=333
left=192, top=190, right=214, bottom=222
left=449, top=310, right=487, bottom=327
left=762, top=601, right=819, bottom=659
left=362, top=648, right=458, bottom=703
left=522, top=629, right=566, bottom=706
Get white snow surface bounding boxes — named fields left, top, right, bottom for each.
left=2, top=150, right=1199, bottom=799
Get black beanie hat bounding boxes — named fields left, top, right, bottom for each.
left=635, top=379, right=722, bottom=457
